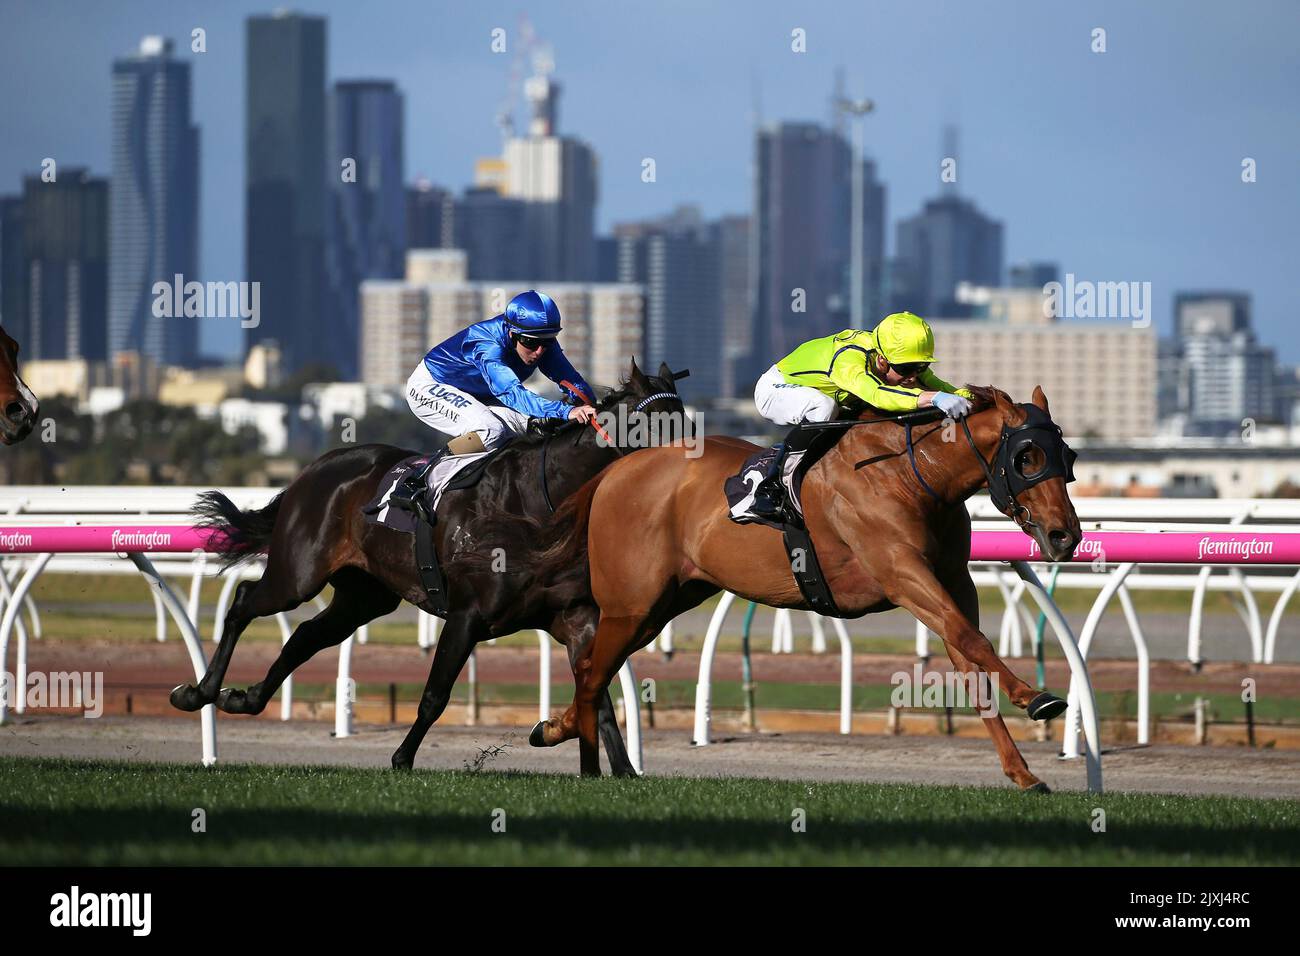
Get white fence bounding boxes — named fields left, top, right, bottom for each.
left=4, top=487, right=1299, bottom=793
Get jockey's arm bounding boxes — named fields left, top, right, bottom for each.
left=830, top=351, right=927, bottom=413
left=537, top=344, right=596, bottom=405
left=917, top=367, right=974, bottom=400
left=469, top=341, right=571, bottom=420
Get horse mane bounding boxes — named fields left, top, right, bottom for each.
left=963, top=384, right=1032, bottom=425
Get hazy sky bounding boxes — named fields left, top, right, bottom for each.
left=2, top=0, right=1297, bottom=362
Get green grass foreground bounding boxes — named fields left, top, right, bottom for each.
left=2, top=756, right=1296, bottom=866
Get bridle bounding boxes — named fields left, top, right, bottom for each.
left=907, top=405, right=1077, bottom=534
left=538, top=373, right=690, bottom=513
left=806, top=402, right=1078, bottom=533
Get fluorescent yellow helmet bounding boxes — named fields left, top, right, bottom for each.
left=875, top=311, right=936, bottom=365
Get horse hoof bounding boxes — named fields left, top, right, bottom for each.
left=169, top=683, right=202, bottom=712
left=391, top=752, right=413, bottom=771
left=1024, top=781, right=1052, bottom=794
left=529, top=720, right=549, bottom=748
left=216, top=687, right=243, bottom=714
left=1027, top=691, right=1067, bottom=721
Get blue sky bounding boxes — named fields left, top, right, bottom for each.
left=1, top=0, right=1297, bottom=362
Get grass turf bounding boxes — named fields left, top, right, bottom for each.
left=2, top=756, right=1296, bottom=866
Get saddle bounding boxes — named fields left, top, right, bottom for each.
left=724, top=425, right=847, bottom=617
left=362, top=447, right=504, bottom=616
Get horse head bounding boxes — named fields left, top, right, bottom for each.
left=590, top=357, right=693, bottom=450
left=0, top=324, right=39, bottom=445
left=970, top=384, right=1082, bottom=562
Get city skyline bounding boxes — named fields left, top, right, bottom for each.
left=1, top=0, right=1296, bottom=366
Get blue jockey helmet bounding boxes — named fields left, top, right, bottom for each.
left=504, top=290, right=562, bottom=338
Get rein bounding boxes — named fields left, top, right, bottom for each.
left=799, top=405, right=1070, bottom=529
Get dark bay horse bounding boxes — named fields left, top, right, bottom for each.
left=170, top=360, right=688, bottom=775
left=523, top=385, right=1083, bottom=790
left=0, top=324, right=39, bottom=444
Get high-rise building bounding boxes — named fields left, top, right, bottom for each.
left=407, top=179, right=453, bottom=250
left=20, top=170, right=108, bottom=361
left=245, top=11, right=327, bottom=376
left=453, top=187, right=529, bottom=279
left=109, top=36, right=200, bottom=367
left=615, top=207, right=724, bottom=399
left=0, top=197, right=25, bottom=342
left=493, top=57, right=597, bottom=281
left=1166, top=292, right=1276, bottom=430
left=713, top=215, right=752, bottom=398
left=325, top=79, right=406, bottom=380
left=1009, top=261, right=1059, bottom=290
left=893, top=195, right=1003, bottom=317
left=751, top=121, right=884, bottom=378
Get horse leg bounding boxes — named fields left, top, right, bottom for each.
left=169, top=566, right=314, bottom=712
left=530, top=608, right=637, bottom=778
left=943, top=568, right=1048, bottom=792
left=572, top=615, right=645, bottom=777
left=218, top=568, right=399, bottom=715
left=391, top=612, right=485, bottom=770
left=887, top=553, right=1064, bottom=717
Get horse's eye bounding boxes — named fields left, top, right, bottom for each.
left=1014, top=445, right=1045, bottom=478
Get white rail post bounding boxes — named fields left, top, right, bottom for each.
left=151, top=588, right=167, bottom=643
left=808, top=612, right=827, bottom=654
left=335, top=634, right=354, bottom=739
left=535, top=630, right=551, bottom=723
left=1010, top=561, right=1102, bottom=794
left=616, top=657, right=643, bottom=774
left=275, top=612, right=293, bottom=721
left=1263, top=568, right=1300, bottom=665
left=1116, top=584, right=1150, bottom=745
left=1187, top=565, right=1212, bottom=669
left=914, top=619, right=930, bottom=659
left=1226, top=568, right=1263, bottom=663
left=129, top=552, right=217, bottom=766
left=0, top=554, right=52, bottom=726
left=1063, top=562, right=1134, bottom=760
left=659, top=620, right=674, bottom=655
left=692, top=591, right=736, bottom=745
left=831, top=618, right=853, bottom=734
left=186, top=550, right=207, bottom=625
left=992, top=570, right=1022, bottom=656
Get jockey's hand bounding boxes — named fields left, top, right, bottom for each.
left=568, top=405, right=597, bottom=425
left=932, top=392, right=973, bottom=419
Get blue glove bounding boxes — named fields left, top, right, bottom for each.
left=932, top=392, right=973, bottom=419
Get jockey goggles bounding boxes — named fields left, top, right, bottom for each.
left=886, top=359, right=930, bottom=377
left=513, top=332, right=554, bottom=350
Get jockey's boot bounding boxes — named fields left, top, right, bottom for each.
left=748, top=423, right=824, bottom=523
left=746, top=443, right=788, bottom=522
left=389, top=454, right=441, bottom=524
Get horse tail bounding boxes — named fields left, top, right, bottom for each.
left=192, top=489, right=282, bottom=573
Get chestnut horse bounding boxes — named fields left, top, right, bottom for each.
left=524, top=385, right=1083, bottom=790
left=0, top=324, right=39, bottom=445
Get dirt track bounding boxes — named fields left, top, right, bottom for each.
left=4, top=714, right=1298, bottom=800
